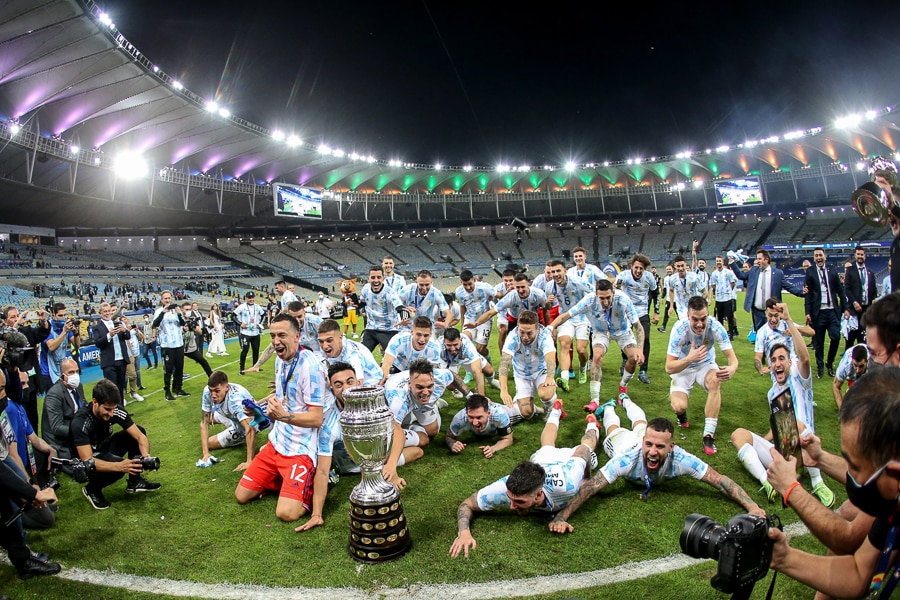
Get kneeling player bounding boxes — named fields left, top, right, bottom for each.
left=445, top=394, right=514, bottom=459
left=198, top=370, right=265, bottom=471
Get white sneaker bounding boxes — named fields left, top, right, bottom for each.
left=206, top=353, right=213, bottom=358
left=131, top=392, right=145, bottom=402
left=451, top=390, right=463, bottom=399
left=490, top=378, right=501, bottom=389
left=436, top=398, right=449, bottom=409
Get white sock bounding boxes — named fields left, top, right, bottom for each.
left=547, top=410, right=562, bottom=428
left=807, top=467, right=824, bottom=487
left=620, top=370, right=634, bottom=387
left=586, top=422, right=599, bottom=436
left=703, top=418, right=718, bottom=438
left=397, top=453, right=407, bottom=467
left=623, top=398, right=646, bottom=424
left=737, top=443, right=768, bottom=485
left=589, top=380, right=601, bottom=401
left=602, top=406, right=620, bottom=432
left=561, top=370, right=570, bottom=379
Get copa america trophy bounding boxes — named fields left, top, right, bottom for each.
left=851, top=156, right=900, bottom=227
left=339, top=385, right=411, bottom=563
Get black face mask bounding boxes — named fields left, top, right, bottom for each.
left=845, top=464, right=899, bottom=518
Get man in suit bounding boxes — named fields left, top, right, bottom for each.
left=91, top=302, right=132, bottom=402
left=843, top=246, right=877, bottom=348
left=41, top=357, right=85, bottom=460
left=729, top=249, right=804, bottom=334
left=805, top=248, right=846, bottom=379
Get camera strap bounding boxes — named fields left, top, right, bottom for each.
left=869, top=522, right=899, bottom=599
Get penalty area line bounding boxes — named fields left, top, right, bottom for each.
left=9, top=522, right=809, bottom=600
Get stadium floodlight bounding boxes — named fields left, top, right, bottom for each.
left=286, top=135, right=301, bottom=147
left=172, top=80, right=183, bottom=90
left=71, top=145, right=80, bottom=155
left=835, top=114, right=862, bottom=129
left=98, top=12, right=114, bottom=28
left=463, top=165, right=472, bottom=172
left=113, top=152, right=148, bottom=180
left=9, top=122, right=21, bottom=136
left=865, top=110, right=877, bottom=120
left=565, top=161, right=576, bottom=172
left=272, top=130, right=285, bottom=141
left=332, top=149, right=345, bottom=158
left=715, top=145, right=730, bottom=153
left=434, top=164, right=442, bottom=171
left=693, top=179, right=704, bottom=188
left=366, top=155, right=376, bottom=163
left=318, top=144, right=331, bottom=155
left=217, top=107, right=230, bottom=118
left=206, top=101, right=218, bottom=113
left=496, top=164, right=509, bottom=172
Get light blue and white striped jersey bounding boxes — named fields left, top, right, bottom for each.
left=494, top=287, right=548, bottom=319
left=600, top=444, right=708, bottom=486
left=531, top=273, right=559, bottom=308
left=201, top=383, right=256, bottom=430
left=234, top=302, right=266, bottom=336
left=269, top=349, right=327, bottom=460
left=359, top=283, right=403, bottom=331
left=550, top=273, right=593, bottom=324
left=709, top=268, right=737, bottom=302
left=754, top=320, right=796, bottom=364
left=568, top=263, right=605, bottom=289
left=153, top=306, right=184, bottom=348
left=615, top=269, right=657, bottom=317
left=502, top=325, right=556, bottom=378
left=835, top=344, right=867, bottom=384
left=694, top=269, right=710, bottom=291
left=325, top=338, right=382, bottom=385
left=768, top=360, right=815, bottom=433
left=448, top=403, right=511, bottom=439
left=385, top=368, right=454, bottom=424
left=383, top=272, right=406, bottom=293
left=476, top=454, right=585, bottom=513
left=455, top=281, right=496, bottom=321
left=279, top=289, right=298, bottom=311
left=568, top=290, right=638, bottom=337
left=399, top=283, right=450, bottom=328
left=439, top=334, right=482, bottom=369
left=385, top=331, right=443, bottom=370
left=666, top=317, right=732, bottom=367
left=317, top=388, right=342, bottom=457
left=669, top=272, right=705, bottom=309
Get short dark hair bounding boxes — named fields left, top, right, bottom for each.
left=408, top=358, right=434, bottom=378
left=630, top=254, right=651, bottom=268
left=572, top=246, right=587, bottom=255
left=417, top=269, right=433, bottom=279
left=547, top=259, right=565, bottom=269
left=765, top=297, right=779, bottom=311
left=514, top=273, right=529, bottom=283
left=596, top=279, right=613, bottom=292
left=756, top=249, right=771, bottom=262
left=271, top=312, right=299, bottom=332
left=517, top=310, right=539, bottom=325
left=286, top=300, right=305, bottom=313
left=327, top=361, right=355, bottom=381
left=769, top=343, right=789, bottom=361
left=315, top=320, right=340, bottom=336
left=207, top=370, right=229, bottom=387
left=646, top=417, right=674, bottom=436
left=369, top=265, right=383, bottom=275
left=443, top=327, right=461, bottom=341
left=851, top=345, right=869, bottom=362
left=502, top=269, right=516, bottom=278
left=275, top=280, right=286, bottom=287
left=840, top=368, right=900, bottom=465
left=506, top=461, right=546, bottom=495
left=854, top=246, right=866, bottom=254
left=861, top=292, right=900, bottom=357
left=412, top=316, right=432, bottom=330
left=52, top=302, right=66, bottom=315
left=465, top=393, right=490, bottom=412
left=687, top=295, right=708, bottom=311
left=92, top=379, right=120, bottom=406
left=673, top=255, right=686, bottom=264
left=459, top=269, right=474, bottom=282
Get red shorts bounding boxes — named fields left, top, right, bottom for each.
left=540, top=305, right=560, bottom=325
left=240, top=443, right=315, bottom=508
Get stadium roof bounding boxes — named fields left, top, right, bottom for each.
left=1, top=0, right=899, bottom=235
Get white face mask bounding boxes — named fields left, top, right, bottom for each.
left=65, top=373, right=80, bottom=389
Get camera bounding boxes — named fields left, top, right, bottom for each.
left=680, top=512, right=780, bottom=596
left=185, top=316, right=201, bottom=331
left=139, top=456, right=161, bottom=471
left=0, top=327, right=36, bottom=372
left=50, top=456, right=94, bottom=484
left=67, top=317, right=82, bottom=329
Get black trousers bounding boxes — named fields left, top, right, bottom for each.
left=361, top=329, right=397, bottom=353
left=161, top=346, right=185, bottom=392
left=714, top=298, right=737, bottom=335
left=102, top=359, right=128, bottom=403
left=85, top=426, right=146, bottom=493
left=239, top=334, right=260, bottom=371
left=185, top=349, right=212, bottom=377
left=813, top=309, right=841, bottom=369
left=846, top=305, right=869, bottom=347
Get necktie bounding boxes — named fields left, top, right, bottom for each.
left=820, top=268, right=831, bottom=307
left=72, top=388, right=82, bottom=409
left=860, top=266, right=868, bottom=304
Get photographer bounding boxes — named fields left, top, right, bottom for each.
left=181, top=302, right=212, bottom=378
left=767, top=369, right=900, bottom=599
left=90, top=302, right=132, bottom=403
left=152, top=291, right=188, bottom=401
left=2, top=306, right=49, bottom=432
left=233, top=292, right=266, bottom=375
left=39, top=302, right=80, bottom=390
left=69, top=379, right=161, bottom=510
left=140, top=314, right=158, bottom=370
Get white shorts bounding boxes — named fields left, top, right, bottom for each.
left=412, top=405, right=441, bottom=429
left=603, top=422, right=647, bottom=458
left=591, top=330, right=637, bottom=352
left=669, top=362, right=720, bottom=396
left=557, top=320, right=590, bottom=342
left=513, top=371, right=551, bottom=401
left=468, top=321, right=492, bottom=346
left=215, top=425, right=247, bottom=448
left=530, top=445, right=586, bottom=472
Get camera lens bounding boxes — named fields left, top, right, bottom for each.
left=680, top=513, right=726, bottom=560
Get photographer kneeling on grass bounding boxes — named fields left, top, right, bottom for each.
left=69, top=379, right=161, bottom=510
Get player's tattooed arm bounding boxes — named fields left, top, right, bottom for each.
left=702, top=467, right=764, bottom=515
left=498, top=353, right=512, bottom=378
left=550, top=471, right=611, bottom=525
left=449, top=495, right=482, bottom=557
left=634, top=322, right=645, bottom=350
left=449, top=370, right=470, bottom=396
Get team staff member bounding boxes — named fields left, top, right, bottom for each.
left=233, top=292, right=266, bottom=375
left=152, top=290, right=188, bottom=401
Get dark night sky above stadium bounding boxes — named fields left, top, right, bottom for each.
left=106, top=1, right=898, bottom=168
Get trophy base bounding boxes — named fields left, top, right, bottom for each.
left=347, top=497, right=412, bottom=563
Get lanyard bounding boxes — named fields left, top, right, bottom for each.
left=278, top=353, right=300, bottom=403
left=640, top=460, right=653, bottom=500
left=870, top=519, right=900, bottom=598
